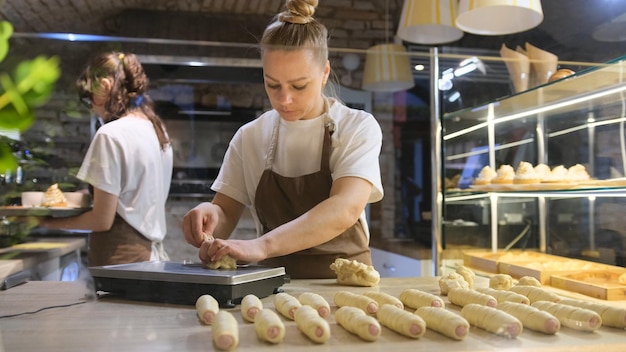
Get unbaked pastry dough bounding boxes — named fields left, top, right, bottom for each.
left=558, top=298, right=626, bottom=329
left=294, top=305, right=331, bottom=343
left=489, top=274, right=514, bottom=290
left=335, top=306, right=381, bottom=341
left=531, top=301, right=602, bottom=332
left=496, top=301, right=560, bottom=334
left=455, top=265, right=476, bottom=288
left=377, top=304, right=426, bottom=339
left=273, top=292, right=301, bottom=320
left=448, top=288, right=497, bottom=307
left=438, top=272, right=469, bottom=295
left=414, top=306, right=469, bottom=340
left=207, top=255, right=237, bottom=270
left=516, top=276, right=542, bottom=287
left=298, top=292, right=330, bottom=318
left=461, top=303, right=523, bottom=338
left=196, top=294, right=219, bottom=325
left=329, top=258, right=380, bottom=287
left=240, top=294, right=263, bottom=323
left=399, top=288, right=445, bottom=308
left=508, top=285, right=561, bottom=303
left=254, top=309, right=285, bottom=344
left=212, top=310, right=239, bottom=351
left=476, top=287, right=530, bottom=304
left=362, top=291, right=403, bottom=309
left=333, top=290, right=378, bottom=314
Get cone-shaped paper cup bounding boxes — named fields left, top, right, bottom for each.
left=500, top=43, right=529, bottom=93
left=526, top=42, right=558, bottom=86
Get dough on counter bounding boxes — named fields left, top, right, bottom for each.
left=212, top=310, right=239, bottom=351
left=476, top=287, right=530, bottom=304
left=207, top=255, right=237, bottom=270
left=254, top=309, right=285, bottom=344
left=196, top=294, right=220, bottom=325
left=496, top=301, right=560, bottom=334
left=438, top=272, right=469, bottom=295
left=240, top=294, right=263, bottom=323
left=335, top=306, right=381, bottom=342
left=531, top=301, right=602, bottom=332
left=509, top=285, right=561, bottom=304
left=274, top=292, right=301, bottom=320
left=558, top=298, right=626, bottom=329
left=461, top=303, right=523, bottom=338
left=399, top=288, right=445, bottom=309
left=448, top=288, right=497, bottom=307
left=298, top=292, right=330, bottom=318
left=362, top=291, right=404, bottom=309
left=619, top=272, right=626, bottom=285
left=489, top=274, right=514, bottom=290
left=334, top=290, right=378, bottom=314
left=455, top=265, right=476, bottom=288
left=329, top=258, right=380, bottom=287
left=294, top=305, right=331, bottom=343
left=516, top=276, right=542, bottom=287
left=377, top=304, right=426, bottom=339
left=414, top=306, right=469, bottom=340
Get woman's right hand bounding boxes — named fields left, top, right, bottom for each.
left=182, top=202, right=220, bottom=248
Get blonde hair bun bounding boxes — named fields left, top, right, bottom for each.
left=279, top=0, right=317, bottom=24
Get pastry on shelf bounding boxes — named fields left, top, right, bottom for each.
left=472, top=166, right=497, bottom=186
left=41, top=183, right=67, bottom=207
left=542, top=165, right=569, bottom=183
left=534, top=163, right=551, bottom=182
left=513, top=161, right=541, bottom=184
left=491, top=164, right=515, bottom=184
left=566, top=164, right=591, bottom=182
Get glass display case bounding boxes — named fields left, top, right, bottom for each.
left=431, top=50, right=626, bottom=274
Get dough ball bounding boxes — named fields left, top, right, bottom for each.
left=438, top=272, right=469, bottom=296
left=489, top=274, right=513, bottom=290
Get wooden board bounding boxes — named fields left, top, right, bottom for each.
left=463, top=250, right=552, bottom=274
left=551, top=270, right=626, bottom=300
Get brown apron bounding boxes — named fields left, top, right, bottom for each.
left=254, top=114, right=372, bottom=279
left=88, top=215, right=152, bottom=266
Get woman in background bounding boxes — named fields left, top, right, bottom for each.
left=40, top=52, right=173, bottom=266
left=183, top=0, right=383, bottom=278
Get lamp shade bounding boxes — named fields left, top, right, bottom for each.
left=397, top=0, right=464, bottom=45
left=362, top=43, right=415, bottom=92
left=456, top=0, right=543, bottom=35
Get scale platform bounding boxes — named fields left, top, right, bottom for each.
left=89, top=261, right=288, bottom=307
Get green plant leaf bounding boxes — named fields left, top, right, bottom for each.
left=0, top=141, right=18, bottom=172
left=0, top=105, right=35, bottom=131
left=14, top=56, right=61, bottom=107
left=0, top=21, right=13, bottom=64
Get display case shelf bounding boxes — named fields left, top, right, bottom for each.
left=431, top=49, right=626, bottom=275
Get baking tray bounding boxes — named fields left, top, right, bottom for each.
left=551, top=270, right=626, bottom=300
left=89, top=261, right=288, bottom=307
left=0, top=206, right=90, bottom=218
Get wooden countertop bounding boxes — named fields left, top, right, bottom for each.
left=0, top=276, right=624, bottom=351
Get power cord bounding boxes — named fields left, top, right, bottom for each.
left=0, top=300, right=87, bottom=319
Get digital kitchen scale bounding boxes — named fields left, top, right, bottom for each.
left=89, top=261, right=288, bottom=307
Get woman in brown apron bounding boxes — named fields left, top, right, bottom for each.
left=39, top=52, right=173, bottom=266
left=183, top=0, right=384, bottom=279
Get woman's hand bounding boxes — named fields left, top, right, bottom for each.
left=182, top=202, right=221, bottom=248
left=199, top=238, right=268, bottom=265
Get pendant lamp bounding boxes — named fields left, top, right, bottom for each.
left=396, top=0, right=464, bottom=45
left=362, top=0, right=414, bottom=92
left=456, top=0, right=543, bottom=36
left=362, top=43, right=415, bottom=92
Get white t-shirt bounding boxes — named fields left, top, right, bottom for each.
left=76, top=116, right=173, bottom=253
left=212, top=98, right=384, bottom=236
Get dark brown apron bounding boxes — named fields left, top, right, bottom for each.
left=88, top=215, right=152, bottom=266
left=254, top=114, right=372, bottom=279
